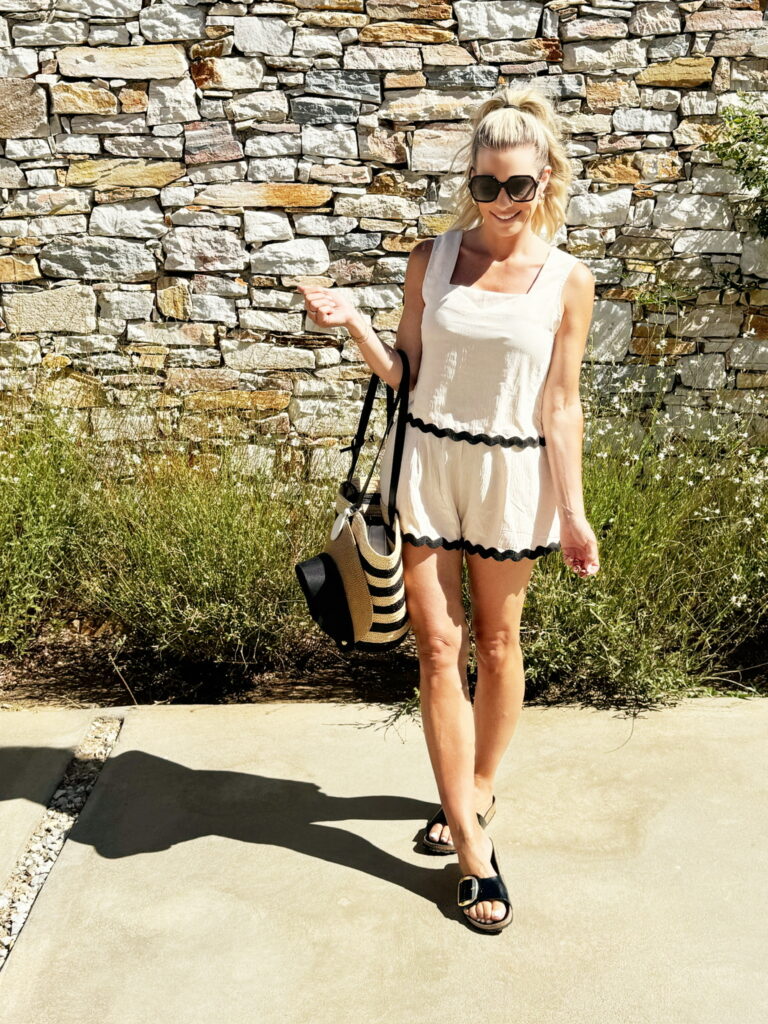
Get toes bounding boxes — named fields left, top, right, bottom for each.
left=428, top=825, right=451, bottom=844
left=464, top=901, right=506, bottom=924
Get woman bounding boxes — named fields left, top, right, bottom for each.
left=297, top=86, right=600, bottom=933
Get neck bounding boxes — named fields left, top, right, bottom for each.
left=476, top=219, right=540, bottom=262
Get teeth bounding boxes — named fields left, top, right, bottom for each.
left=495, top=212, right=518, bottom=221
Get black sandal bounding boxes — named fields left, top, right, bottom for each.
left=456, top=839, right=513, bottom=933
left=422, top=795, right=496, bottom=854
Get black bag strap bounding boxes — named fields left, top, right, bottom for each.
left=339, top=348, right=410, bottom=527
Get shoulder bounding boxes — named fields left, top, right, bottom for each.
left=409, top=237, right=435, bottom=263
left=559, top=251, right=595, bottom=296
left=559, top=250, right=594, bottom=284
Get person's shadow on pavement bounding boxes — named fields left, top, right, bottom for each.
left=0, top=746, right=464, bottom=919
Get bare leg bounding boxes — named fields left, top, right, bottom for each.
left=399, top=541, right=485, bottom=835
left=450, top=550, right=536, bottom=923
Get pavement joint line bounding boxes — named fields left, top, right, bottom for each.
left=0, top=714, right=124, bottom=974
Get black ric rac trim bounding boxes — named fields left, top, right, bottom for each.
left=406, top=413, right=545, bottom=448
left=401, top=533, right=561, bottom=562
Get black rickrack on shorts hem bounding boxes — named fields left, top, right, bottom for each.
left=406, top=413, right=545, bottom=448
left=401, top=532, right=561, bottom=562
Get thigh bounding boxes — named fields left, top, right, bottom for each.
left=464, top=552, right=535, bottom=645
left=401, top=540, right=468, bottom=651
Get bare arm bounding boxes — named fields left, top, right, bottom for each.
left=346, top=238, right=430, bottom=391
left=540, top=260, right=595, bottom=524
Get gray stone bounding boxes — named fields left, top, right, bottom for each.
left=1, top=189, right=91, bottom=219
left=249, top=237, right=330, bottom=276
left=226, top=91, right=289, bottom=122
left=147, top=77, right=199, bottom=125
left=0, top=49, right=38, bottom=77
left=220, top=337, right=314, bottom=372
left=12, top=20, right=88, bottom=45
left=588, top=301, right=633, bottom=361
left=139, top=4, right=206, bottom=42
left=89, top=198, right=168, bottom=239
left=0, top=341, right=41, bottom=368
left=729, top=340, right=768, bottom=371
left=104, top=136, right=185, bottom=159
left=303, top=70, right=380, bottom=104
left=39, top=237, right=158, bottom=282
left=163, top=227, right=249, bottom=271
left=233, top=17, right=293, bottom=56
left=243, top=211, right=294, bottom=243
left=126, top=322, right=217, bottom=347
left=454, top=0, right=541, bottom=41
left=566, top=189, right=634, bottom=228
left=97, top=290, right=155, bottom=320
left=678, top=353, right=727, bottom=389
left=301, top=125, right=357, bottom=159
left=70, top=114, right=148, bottom=135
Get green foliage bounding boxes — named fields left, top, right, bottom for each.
left=0, top=378, right=766, bottom=708
left=705, top=90, right=768, bottom=238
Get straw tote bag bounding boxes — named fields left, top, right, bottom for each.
left=294, top=348, right=411, bottom=652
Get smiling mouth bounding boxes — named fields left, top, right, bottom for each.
left=492, top=211, right=520, bottom=222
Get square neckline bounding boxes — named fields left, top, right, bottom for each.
left=446, top=228, right=555, bottom=298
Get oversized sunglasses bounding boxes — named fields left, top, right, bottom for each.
left=468, top=172, right=545, bottom=203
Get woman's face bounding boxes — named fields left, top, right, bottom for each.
left=470, top=145, right=551, bottom=233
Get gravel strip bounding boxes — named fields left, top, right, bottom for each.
left=0, top=715, right=123, bottom=972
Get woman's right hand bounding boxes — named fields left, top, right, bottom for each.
left=295, top=283, right=362, bottom=333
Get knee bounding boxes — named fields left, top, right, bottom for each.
left=474, top=625, right=521, bottom=671
left=413, top=628, right=469, bottom=675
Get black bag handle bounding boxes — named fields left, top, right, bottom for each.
left=340, top=348, right=410, bottom=527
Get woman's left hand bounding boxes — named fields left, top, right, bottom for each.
left=559, top=516, right=600, bottom=577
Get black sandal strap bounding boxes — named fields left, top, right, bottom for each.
left=457, top=872, right=511, bottom=909
left=425, top=805, right=447, bottom=831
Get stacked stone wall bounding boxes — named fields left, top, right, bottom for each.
left=0, top=0, right=767, bottom=475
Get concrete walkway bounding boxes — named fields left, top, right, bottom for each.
left=0, top=698, right=766, bottom=1024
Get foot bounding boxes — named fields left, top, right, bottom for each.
left=427, top=785, right=494, bottom=847
left=455, top=827, right=508, bottom=925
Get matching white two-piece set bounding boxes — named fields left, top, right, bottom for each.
left=378, top=226, right=582, bottom=562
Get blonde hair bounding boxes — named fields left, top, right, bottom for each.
left=447, top=85, right=573, bottom=243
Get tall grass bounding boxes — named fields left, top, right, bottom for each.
left=0, top=363, right=766, bottom=707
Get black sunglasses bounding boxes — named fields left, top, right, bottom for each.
left=468, top=172, right=545, bottom=204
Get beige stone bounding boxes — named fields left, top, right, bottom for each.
left=0, top=79, right=49, bottom=139
left=164, top=367, right=239, bottom=392
left=51, top=82, right=118, bottom=114
left=36, top=371, right=108, bottom=408
left=119, top=84, right=149, bottom=113
left=57, top=44, right=188, bottom=80
left=66, top=158, right=185, bottom=188
left=586, top=155, right=641, bottom=184
left=184, top=391, right=275, bottom=411
left=636, top=57, right=715, bottom=88
left=3, top=285, right=97, bottom=334
left=360, top=22, right=452, bottom=42
left=157, top=276, right=191, bottom=319
left=0, top=256, right=40, bottom=282
left=195, top=182, right=333, bottom=208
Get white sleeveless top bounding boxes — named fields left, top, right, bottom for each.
left=377, top=226, right=581, bottom=560
left=409, top=227, right=580, bottom=442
